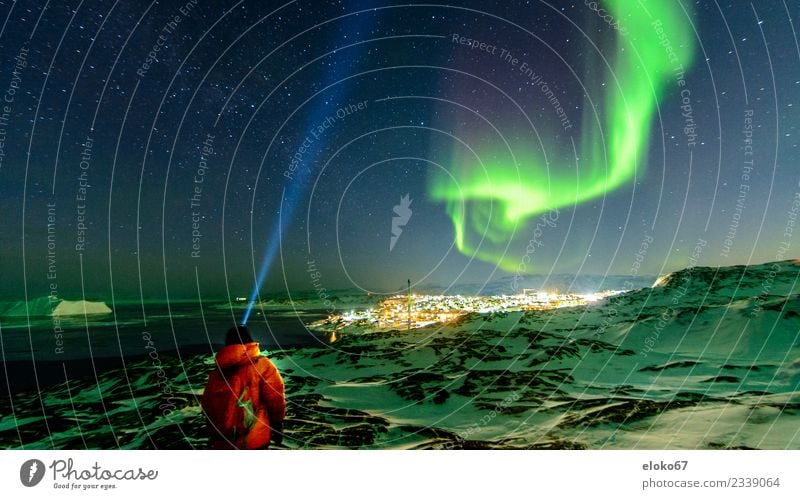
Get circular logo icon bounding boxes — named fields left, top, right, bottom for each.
left=20, top=459, right=45, bottom=487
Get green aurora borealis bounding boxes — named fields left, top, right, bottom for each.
left=429, top=0, right=695, bottom=272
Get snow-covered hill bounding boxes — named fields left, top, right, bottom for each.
left=1, top=260, right=798, bottom=449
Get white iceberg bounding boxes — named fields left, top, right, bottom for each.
left=0, top=297, right=112, bottom=317
left=52, top=299, right=112, bottom=316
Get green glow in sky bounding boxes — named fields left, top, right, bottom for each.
left=429, top=0, right=695, bottom=271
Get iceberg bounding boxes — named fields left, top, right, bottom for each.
left=52, top=300, right=112, bottom=316
left=0, top=297, right=111, bottom=317
left=0, top=297, right=56, bottom=317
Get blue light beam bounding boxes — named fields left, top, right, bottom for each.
left=242, top=9, right=373, bottom=324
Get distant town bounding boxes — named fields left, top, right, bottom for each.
left=311, top=289, right=625, bottom=331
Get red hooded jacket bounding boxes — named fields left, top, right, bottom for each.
left=200, top=342, right=285, bottom=449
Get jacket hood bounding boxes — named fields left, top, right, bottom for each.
left=215, top=342, right=261, bottom=369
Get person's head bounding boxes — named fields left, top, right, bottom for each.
left=225, top=325, right=253, bottom=345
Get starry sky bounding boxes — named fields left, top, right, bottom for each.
left=0, top=0, right=798, bottom=302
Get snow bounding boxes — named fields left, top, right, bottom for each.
left=1, top=260, right=798, bottom=449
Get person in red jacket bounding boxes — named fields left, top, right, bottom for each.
left=200, top=325, right=286, bottom=449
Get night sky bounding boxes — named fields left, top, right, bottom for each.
left=1, top=0, right=799, bottom=303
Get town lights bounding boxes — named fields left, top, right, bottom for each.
left=312, top=290, right=625, bottom=332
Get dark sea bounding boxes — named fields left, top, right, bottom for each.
left=0, top=301, right=330, bottom=394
